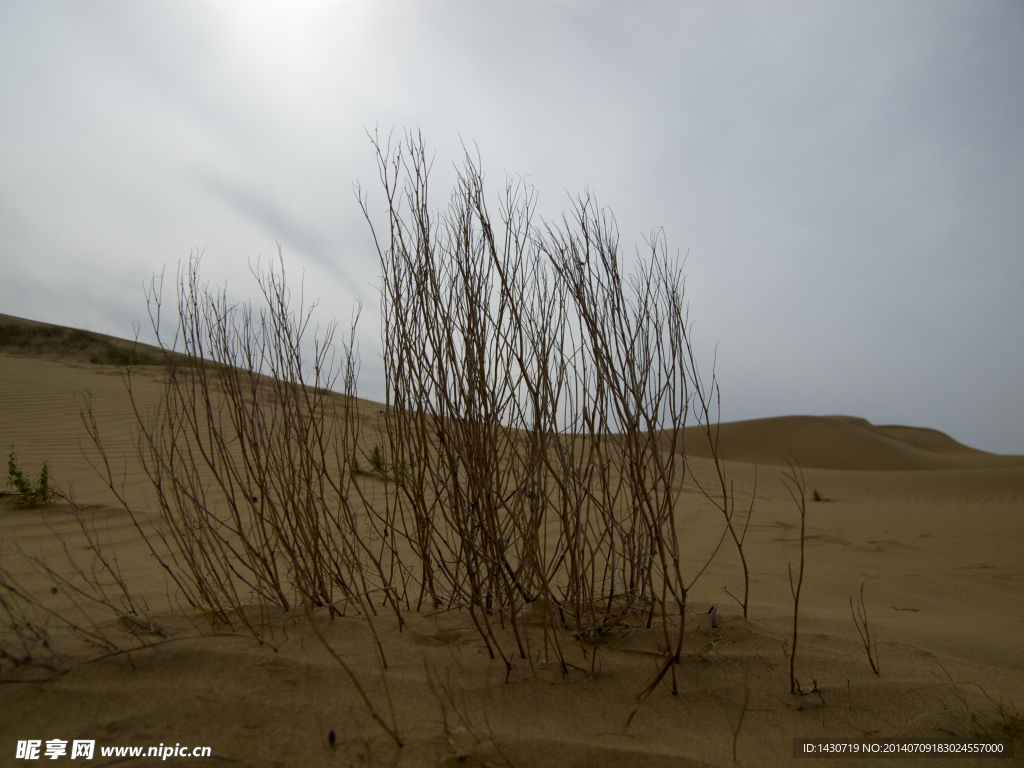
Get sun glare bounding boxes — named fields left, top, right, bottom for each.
left=214, top=0, right=355, bottom=86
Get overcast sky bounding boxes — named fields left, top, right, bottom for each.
left=2, top=1, right=1022, bottom=454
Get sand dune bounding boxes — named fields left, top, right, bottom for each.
left=680, top=414, right=1024, bottom=471
left=1, top=317, right=1021, bottom=767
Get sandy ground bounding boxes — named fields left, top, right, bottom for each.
left=1, top=338, right=1022, bottom=767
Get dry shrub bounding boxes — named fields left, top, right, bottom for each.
left=5, top=133, right=746, bottom=738
left=358, top=131, right=720, bottom=682
left=0, top=493, right=160, bottom=675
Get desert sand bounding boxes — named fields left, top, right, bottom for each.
left=1, top=316, right=1022, bottom=767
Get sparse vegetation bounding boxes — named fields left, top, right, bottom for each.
left=368, top=445, right=385, bottom=474
left=350, top=454, right=364, bottom=475
left=782, top=458, right=810, bottom=695
left=0, top=490, right=159, bottom=673
left=851, top=581, right=880, bottom=675
left=6, top=447, right=53, bottom=508
left=0, top=323, right=159, bottom=366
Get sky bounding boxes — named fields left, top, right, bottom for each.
left=1, top=1, right=1022, bottom=454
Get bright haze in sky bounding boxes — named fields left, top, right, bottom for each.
left=2, top=1, right=1022, bottom=454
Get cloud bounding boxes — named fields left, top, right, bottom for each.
left=1, top=1, right=1022, bottom=452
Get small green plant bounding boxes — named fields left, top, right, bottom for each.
left=812, top=489, right=822, bottom=502
left=369, top=445, right=385, bottom=474
left=6, top=447, right=54, bottom=507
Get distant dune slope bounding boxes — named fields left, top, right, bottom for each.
left=678, top=414, right=1024, bottom=471
left=0, top=312, right=167, bottom=365
left=3, top=312, right=1021, bottom=473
